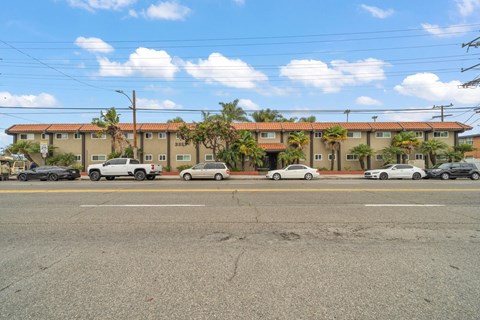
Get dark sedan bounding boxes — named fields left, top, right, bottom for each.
left=17, top=166, right=81, bottom=181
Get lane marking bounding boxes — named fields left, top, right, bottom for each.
left=365, top=204, right=445, bottom=207
left=80, top=204, right=205, bottom=207
left=0, top=188, right=479, bottom=194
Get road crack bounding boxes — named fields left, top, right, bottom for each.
left=228, top=249, right=246, bottom=282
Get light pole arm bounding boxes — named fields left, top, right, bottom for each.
left=115, top=89, right=138, bottom=159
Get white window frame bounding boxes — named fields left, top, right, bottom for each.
left=314, top=132, right=322, bottom=138
left=260, top=132, right=276, bottom=139
left=459, top=137, right=473, bottom=145
left=158, top=132, right=167, bottom=139
left=75, top=155, right=82, bottom=161
left=19, top=133, right=34, bottom=140
left=158, top=154, right=167, bottom=161
left=314, top=154, right=322, bottom=161
left=55, top=133, right=68, bottom=140
left=41, top=133, right=48, bottom=140
left=91, top=133, right=106, bottom=139
left=375, top=132, right=391, bottom=138
left=145, top=132, right=153, bottom=139
left=346, top=154, right=359, bottom=161
left=347, top=132, right=361, bottom=138
left=415, top=154, right=424, bottom=160
left=91, top=154, right=106, bottom=161
left=125, top=132, right=134, bottom=140
left=375, top=154, right=383, bottom=161
left=433, top=131, right=449, bottom=138
left=328, top=154, right=336, bottom=161
left=144, top=154, right=153, bottom=161
left=205, top=154, right=214, bottom=161
left=74, top=133, right=82, bottom=140
left=415, top=131, right=424, bottom=138
left=176, top=154, right=191, bottom=161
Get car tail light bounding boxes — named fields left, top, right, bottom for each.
left=316, top=169, right=320, bottom=174
left=151, top=164, right=155, bottom=170
left=226, top=169, right=230, bottom=174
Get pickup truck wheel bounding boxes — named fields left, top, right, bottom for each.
left=105, top=176, right=115, bottom=181
left=135, top=170, right=146, bottom=181
left=89, top=171, right=101, bottom=181
left=146, top=175, right=155, bottom=180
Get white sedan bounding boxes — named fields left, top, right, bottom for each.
left=364, top=164, right=426, bottom=180
left=266, top=164, right=320, bottom=180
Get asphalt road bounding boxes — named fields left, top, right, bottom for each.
left=1, top=178, right=479, bottom=319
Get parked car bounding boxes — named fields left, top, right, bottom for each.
left=180, top=162, right=230, bottom=181
left=425, top=162, right=480, bottom=180
left=87, top=158, right=162, bottom=181
left=364, top=164, right=426, bottom=180
left=266, top=164, right=320, bottom=180
left=17, top=166, right=80, bottom=181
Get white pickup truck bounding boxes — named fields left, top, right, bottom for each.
left=87, top=158, right=162, bottom=181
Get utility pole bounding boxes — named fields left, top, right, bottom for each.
left=372, top=115, right=378, bottom=122
left=461, top=36, right=480, bottom=88
left=116, top=89, right=138, bottom=160
left=344, top=109, right=351, bottom=122
left=432, top=103, right=453, bottom=122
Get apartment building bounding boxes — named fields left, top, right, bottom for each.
left=459, top=134, right=480, bottom=159
left=5, top=121, right=472, bottom=171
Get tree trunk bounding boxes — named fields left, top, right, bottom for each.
left=330, top=149, right=335, bottom=171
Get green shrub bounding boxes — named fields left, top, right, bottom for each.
left=176, top=165, right=192, bottom=172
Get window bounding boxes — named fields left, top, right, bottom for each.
left=91, top=154, right=106, bottom=161
left=158, top=154, right=166, bottom=161
left=205, top=154, right=214, bottom=161
left=347, top=132, right=361, bottom=138
left=55, top=133, right=68, bottom=140
left=375, top=132, right=391, bottom=138
left=176, top=133, right=182, bottom=139
left=314, top=154, right=322, bottom=161
left=106, top=158, right=128, bottom=165
left=176, top=154, right=191, bottom=161
left=41, top=133, right=48, bottom=140
left=158, top=132, right=167, bottom=139
left=19, top=133, right=34, bottom=140
left=145, top=132, right=153, bottom=139
left=260, top=132, right=275, bottom=139
left=436, top=154, right=448, bottom=161
left=375, top=154, right=383, bottom=161
left=314, top=132, right=322, bottom=138
left=125, top=133, right=134, bottom=140
left=75, top=155, right=82, bottom=161
left=433, top=131, right=448, bottom=138
left=346, top=154, right=359, bottom=161
left=459, top=137, right=473, bottom=145
left=91, top=133, right=106, bottom=139
left=415, top=131, right=424, bottom=138
left=328, top=154, right=336, bottom=161
left=145, top=154, right=153, bottom=161
left=74, top=133, right=82, bottom=140
left=415, top=154, right=424, bottom=160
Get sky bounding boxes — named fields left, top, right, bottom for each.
left=2, top=0, right=480, bottom=149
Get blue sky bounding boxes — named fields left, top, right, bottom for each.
left=2, top=0, right=480, bottom=148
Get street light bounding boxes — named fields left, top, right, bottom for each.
left=115, top=89, right=137, bottom=159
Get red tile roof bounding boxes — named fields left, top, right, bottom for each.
left=255, top=122, right=283, bottom=131
left=258, top=143, right=286, bottom=151
left=140, top=123, right=169, bottom=131
left=46, top=124, right=83, bottom=132
left=231, top=123, right=258, bottom=131
left=281, top=123, right=314, bottom=131
left=7, top=124, right=51, bottom=133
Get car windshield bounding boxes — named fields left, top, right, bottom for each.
left=192, top=164, right=205, bottom=170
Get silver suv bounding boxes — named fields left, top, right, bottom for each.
left=180, top=162, right=230, bottom=181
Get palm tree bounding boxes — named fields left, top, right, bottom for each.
left=391, top=131, right=420, bottom=164
left=92, top=107, right=127, bottom=155
left=167, top=117, right=185, bottom=123
left=445, top=149, right=463, bottom=162
left=322, top=125, right=347, bottom=170
left=454, top=143, right=474, bottom=159
left=278, top=148, right=305, bottom=166
left=251, top=108, right=284, bottom=122
left=350, top=144, right=374, bottom=170
left=219, top=100, right=250, bottom=123
left=420, top=139, right=448, bottom=167
left=298, top=115, right=316, bottom=122
left=288, top=131, right=309, bottom=150
left=381, top=145, right=403, bottom=166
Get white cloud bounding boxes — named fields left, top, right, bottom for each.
left=233, top=0, right=245, bottom=5
left=456, top=0, right=480, bottom=17
left=394, top=72, right=480, bottom=104
left=142, top=1, right=191, bottom=20
left=280, top=58, right=388, bottom=93
left=0, top=132, right=11, bottom=149
left=360, top=4, right=394, bottom=19
left=74, top=36, right=114, bottom=54
left=0, top=92, right=58, bottom=108
left=356, top=96, right=382, bottom=106
left=136, top=98, right=182, bottom=109
left=97, top=47, right=179, bottom=79
left=184, top=53, right=268, bottom=89
left=67, top=0, right=137, bottom=11
left=422, top=23, right=472, bottom=37
left=237, top=99, right=259, bottom=110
